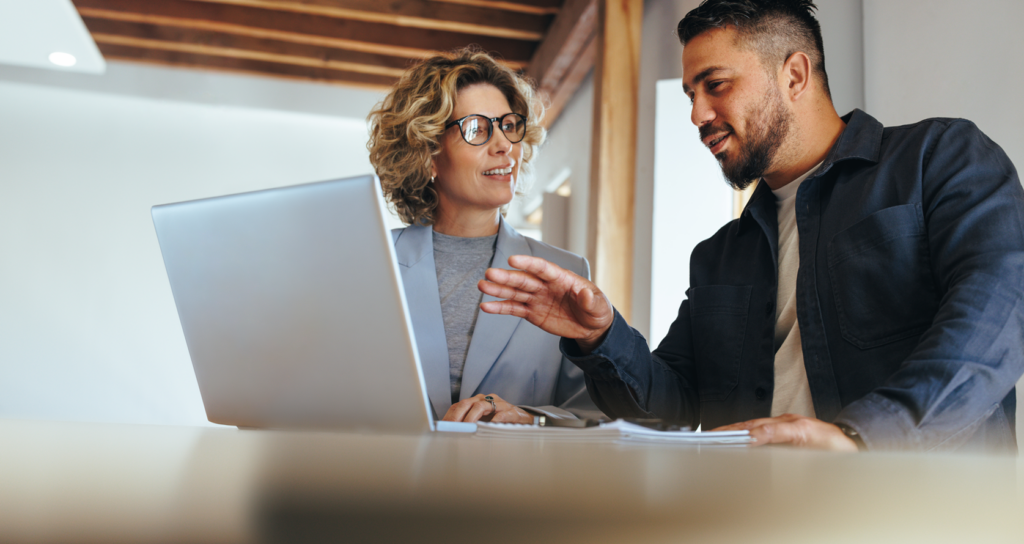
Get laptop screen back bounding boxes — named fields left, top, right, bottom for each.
left=152, top=175, right=432, bottom=433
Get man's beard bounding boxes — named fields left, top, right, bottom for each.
left=700, top=87, right=792, bottom=191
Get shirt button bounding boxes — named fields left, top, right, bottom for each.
left=765, top=301, right=774, bottom=316
left=755, top=387, right=767, bottom=400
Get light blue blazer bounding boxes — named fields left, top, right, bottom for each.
left=392, top=217, right=601, bottom=420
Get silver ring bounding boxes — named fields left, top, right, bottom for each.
left=484, top=395, right=497, bottom=413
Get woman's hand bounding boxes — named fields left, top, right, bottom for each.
left=442, top=393, right=533, bottom=424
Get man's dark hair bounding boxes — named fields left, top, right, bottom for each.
left=677, top=0, right=831, bottom=100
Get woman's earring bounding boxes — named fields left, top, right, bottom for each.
left=429, top=176, right=435, bottom=184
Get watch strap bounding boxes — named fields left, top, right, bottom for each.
left=835, top=422, right=867, bottom=452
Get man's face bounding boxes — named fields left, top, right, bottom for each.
left=682, top=27, right=792, bottom=190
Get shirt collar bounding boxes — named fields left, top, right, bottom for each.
left=737, top=181, right=775, bottom=235
left=737, top=109, right=884, bottom=232
left=821, top=108, right=883, bottom=170
left=771, top=160, right=823, bottom=203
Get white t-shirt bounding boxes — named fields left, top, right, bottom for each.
left=769, top=163, right=822, bottom=418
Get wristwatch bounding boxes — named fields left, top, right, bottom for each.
left=835, top=423, right=867, bottom=452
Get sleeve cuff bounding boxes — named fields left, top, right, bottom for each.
left=559, top=309, right=635, bottom=375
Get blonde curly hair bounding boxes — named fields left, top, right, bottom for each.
left=367, top=47, right=546, bottom=226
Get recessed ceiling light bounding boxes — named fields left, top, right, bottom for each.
left=48, top=51, right=77, bottom=67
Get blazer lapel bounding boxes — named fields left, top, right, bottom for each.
left=394, top=225, right=452, bottom=419
left=458, top=217, right=528, bottom=400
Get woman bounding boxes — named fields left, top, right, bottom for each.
left=368, top=48, right=598, bottom=424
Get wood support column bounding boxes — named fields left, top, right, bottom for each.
left=587, top=0, right=642, bottom=322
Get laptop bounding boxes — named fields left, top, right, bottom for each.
left=152, top=174, right=469, bottom=433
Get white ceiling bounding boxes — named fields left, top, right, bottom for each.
left=0, top=0, right=105, bottom=74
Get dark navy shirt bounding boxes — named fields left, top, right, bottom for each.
left=564, top=110, right=1024, bottom=453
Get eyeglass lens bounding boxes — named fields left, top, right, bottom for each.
left=460, top=114, right=525, bottom=145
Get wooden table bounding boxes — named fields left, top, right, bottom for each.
left=1, top=418, right=1020, bottom=543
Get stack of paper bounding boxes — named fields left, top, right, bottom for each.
left=474, top=420, right=753, bottom=446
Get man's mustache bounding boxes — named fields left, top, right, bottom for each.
left=699, top=123, right=733, bottom=142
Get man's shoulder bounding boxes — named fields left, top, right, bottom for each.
left=877, top=116, right=1012, bottom=173
left=881, top=116, right=983, bottom=144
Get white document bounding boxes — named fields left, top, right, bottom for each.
left=475, top=420, right=753, bottom=446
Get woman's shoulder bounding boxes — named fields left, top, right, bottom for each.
left=391, top=224, right=427, bottom=244
left=390, top=226, right=433, bottom=268
left=391, top=227, right=403, bottom=244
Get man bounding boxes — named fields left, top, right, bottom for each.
left=478, top=0, right=1024, bottom=452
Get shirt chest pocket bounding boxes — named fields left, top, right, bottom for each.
left=826, top=203, right=939, bottom=349
left=687, top=285, right=751, bottom=402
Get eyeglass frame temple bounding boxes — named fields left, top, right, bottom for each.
left=443, top=113, right=526, bottom=146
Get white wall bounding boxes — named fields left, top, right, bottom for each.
left=0, top=60, right=385, bottom=120
left=632, top=0, right=704, bottom=339
left=862, top=0, right=1024, bottom=450
left=0, top=62, right=385, bottom=426
left=863, top=0, right=1024, bottom=170
left=650, top=79, right=733, bottom=345
left=816, top=0, right=866, bottom=117
left=517, top=72, right=594, bottom=259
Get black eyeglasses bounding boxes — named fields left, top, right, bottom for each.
left=444, top=113, right=526, bottom=146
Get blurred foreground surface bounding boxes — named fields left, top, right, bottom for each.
left=0, top=418, right=1021, bottom=543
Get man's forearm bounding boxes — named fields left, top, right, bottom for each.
left=561, top=311, right=700, bottom=425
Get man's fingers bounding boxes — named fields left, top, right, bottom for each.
left=711, top=414, right=801, bottom=432
left=506, top=255, right=568, bottom=283
left=571, top=286, right=590, bottom=310
left=711, top=422, right=745, bottom=432
left=479, top=300, right=530, bottom=318
left=478, top=280, right=532, bottom=303
left=747, top=423, right=779, bottom=446
left=721, top=416, right=858, bottom=451
left=484, top=267, right=546, bottom=293
left=712, top=417, right=778, bottom=432
left=712, top=420, right=795, bottom=446
left=748, top=422, right=808, bottom=447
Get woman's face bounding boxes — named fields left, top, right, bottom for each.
left=432, top=83, right=523, bottom=217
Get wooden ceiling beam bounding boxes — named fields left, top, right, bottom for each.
left=72, top=0, right=538, bottom=63
left=97, top=42, right=398, bottom=89
left=82, top=17, right=415, bottom=77
left=537, top=32, right=594, bottom=129
left=525, top=0, right=598, bottom=128
left=186, top=0, right=552, bottom=41
left=79, top=6, right=442, bottom=61
left=428, top=0, right=561, bottom=16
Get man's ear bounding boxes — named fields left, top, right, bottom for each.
left=781, top=51, right=812, bottom=102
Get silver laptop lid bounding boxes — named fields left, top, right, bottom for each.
left=152, top=175, right=433, bottom=433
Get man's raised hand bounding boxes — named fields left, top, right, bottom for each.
left=478, top=255, right=614, bottom=353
